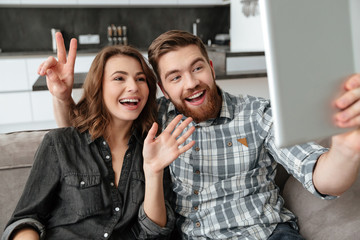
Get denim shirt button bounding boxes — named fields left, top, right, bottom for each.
left=80, top=181, right=85, bottom=186
left=110, top=182, right=114, bottom=187
left=104, top=233, right=109, bottom=238
left=102, top=141, right=106, bottom=145
left=105, top=155, right=110, bottom=159
left=115, top=207, right=120, bottom=212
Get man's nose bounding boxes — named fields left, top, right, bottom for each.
left=184, top=73, right=199, bottom=89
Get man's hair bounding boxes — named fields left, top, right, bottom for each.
left=71, top=45, right=158, bottom=140
left=148, top=30, right=210, bottom=83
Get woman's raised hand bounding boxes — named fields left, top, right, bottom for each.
left=37, top=32, right=77, bottom=102
left=143, top=115, right=195, bottom=176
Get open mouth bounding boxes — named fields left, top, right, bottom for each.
left=119, top=98, right=140, bottom=106
left=185, top=90, right=205, bottom=103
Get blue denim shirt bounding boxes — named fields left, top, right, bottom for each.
left=1, top=127, right=175, bottom=240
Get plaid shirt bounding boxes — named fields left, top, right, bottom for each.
left=157, top=90, right=330, bottom=240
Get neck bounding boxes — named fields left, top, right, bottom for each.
left=105, top=121, right=133, bottom=147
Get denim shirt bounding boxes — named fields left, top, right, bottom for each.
left=2, top=127, right=175, bottom=240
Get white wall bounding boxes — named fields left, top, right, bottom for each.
left=230, top=0, right=264, bottom=52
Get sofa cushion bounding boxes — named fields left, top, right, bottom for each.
left=282, top=174, right=360, bottom=240
left=0, top=130, right=48, bottom=231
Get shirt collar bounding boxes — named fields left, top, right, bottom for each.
left=84, top=129, right=143, bottom=146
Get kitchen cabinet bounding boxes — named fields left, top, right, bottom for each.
left=0, top=0, right=20, bottom=5
left=0, top=59, right=28, bottom=92
left=130, top=0, right=177, bottom=5
left=0, top=53, right=95, bottom=133
left=20, top=0, right=77, bottom=5
left=178, top=0, right=229, bottom=5
left=77, top=0, right=130, bottom=5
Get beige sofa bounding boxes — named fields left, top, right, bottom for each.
left=1, top=130, right=359, bottom=239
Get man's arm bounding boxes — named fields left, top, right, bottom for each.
left=313, top=74, right=360, bottom=196
left=37, top=32, right=77, bottom=127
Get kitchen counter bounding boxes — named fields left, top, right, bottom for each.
left=32, top=70, right=266, bottom=91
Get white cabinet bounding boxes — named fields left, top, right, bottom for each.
left=0, top=0, right=20, bottom=5
left=130, top=0, right=177, bottom=5
left=77, top=0, right=129, bottom=5
left=0, top=59, right=29, bottom=92
left=178, top=0, right=229, bottom=5
left=21, top=0, right=77, bottom=5
left=0, top=92, right=32, bottom=125
left=0, top=53, right=95, bottom=133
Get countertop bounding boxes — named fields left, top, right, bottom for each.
left=0, top=47, right=266, bottom=90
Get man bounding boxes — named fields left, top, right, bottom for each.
left=39, top=30, right=360, bottom=239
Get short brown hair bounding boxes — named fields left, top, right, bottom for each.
left=148, top=30, right=210, bottom=83
left=71, top=45, right=158, bottom=140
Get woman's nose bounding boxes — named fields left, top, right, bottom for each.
left=127, top=78, right=139, bottom=92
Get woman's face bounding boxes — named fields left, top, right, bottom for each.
left=102, top=55, right=149, bottom=126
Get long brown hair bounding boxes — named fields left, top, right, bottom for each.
left=71, top=45, right=158, bottom=140
left=148, top=30, right=210, bottom=83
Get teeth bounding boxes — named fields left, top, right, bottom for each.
left=120, top=99, right=139, bottom=103
left=187, top=91, right=203, bottom=100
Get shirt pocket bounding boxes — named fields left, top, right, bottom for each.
left=63, top=173, right=104, bottom=217
left=130, top=171, right=145, bottom=205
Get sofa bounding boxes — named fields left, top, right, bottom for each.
left=1, top=130, right=359, bottom=239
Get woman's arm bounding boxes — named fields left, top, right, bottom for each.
left=11, top=228, right=39, bottom=240
left=142, top=115, right=195, bottom=226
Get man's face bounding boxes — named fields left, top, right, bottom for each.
left=157, top=44, right=222, bottom=123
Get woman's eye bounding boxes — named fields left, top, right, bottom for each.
left=114, top=77, right=124, bottom=81
left=137, top=77, right=146, bottom=82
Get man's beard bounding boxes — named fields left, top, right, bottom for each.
left=168, top=84, right=222, bottom=123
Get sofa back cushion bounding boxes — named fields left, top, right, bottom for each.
left=0, top=130, right=48, bottom=231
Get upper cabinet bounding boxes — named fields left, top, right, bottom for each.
left=1, top=0, right=229, bottom=6
left=77, top=0, right=130, bottom=5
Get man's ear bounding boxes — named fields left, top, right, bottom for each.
left=157, top=82, right=170, bottom=99
left=209, top=60, right=216, bottom=80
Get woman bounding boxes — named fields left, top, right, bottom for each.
left=2, top=41, right=195, bottom=239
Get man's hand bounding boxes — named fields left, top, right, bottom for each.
left=37, top=32, right=77, bottom=103
left=313, top=74, right=360, bottom=196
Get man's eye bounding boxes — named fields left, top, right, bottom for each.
left=194, top=66, right=202, bottom=72
left=171, top=76, right=181, bottom=81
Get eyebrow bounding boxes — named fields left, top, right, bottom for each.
left=164, top=57, right=205, bottom=80
left=110, top=71, right=145, bottom=77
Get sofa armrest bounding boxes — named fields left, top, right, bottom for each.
left=282, top=174, right=360, bottom=240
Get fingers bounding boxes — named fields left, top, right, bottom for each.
left=56, top=32, right=67, bottom=64
left=344, top=74, right=360, bottom=91
left=178, top=140, right=196, bottom=155
left=67, top=38, right=78, bottom=71
left=38, top=56, right=58, bottom=75
left=144, top=122, right=158, bottom=144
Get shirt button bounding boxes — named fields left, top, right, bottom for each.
left=195, top=147, right=200, bottom=152
left=110, top=182, right=114, bottom=187
left=80, top=181, right=85, bottom=186
left=195, top=170, right=200, bottom=174
left=195, top=222, right=201, bottom=227
left=105, top=155, right=110, bottom=159
left=227, top=141, right=233, bottom=147
left=104, top=233, right=109, bottom=238
left=103, top=141, right=106, bottom=145
left=115, top=207, right=120, bottom=212
left=194, top=190, right=199, bottom=195
left=194, top=206, right=199, bottom=211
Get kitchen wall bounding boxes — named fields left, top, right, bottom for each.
left=0, top=6, right=230, bottom=52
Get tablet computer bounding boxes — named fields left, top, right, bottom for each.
left=259, top=0, right=358, bottom=147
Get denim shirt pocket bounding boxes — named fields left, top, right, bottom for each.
left=63, top=173, right=105, bottom=217
left=130, top=171, right=145, bottom=205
